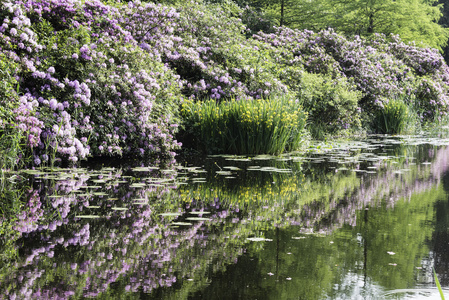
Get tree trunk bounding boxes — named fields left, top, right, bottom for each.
left=280, top=0, right=285, bottom=27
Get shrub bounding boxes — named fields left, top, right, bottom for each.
left=180, top=96, right=308, bottom=155
left=0, top=0, right=184, bottom=167
left=298, top=72, right=362, bottom=137
left=254, top=28, right=449, bottom=123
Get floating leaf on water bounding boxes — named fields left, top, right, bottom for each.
left=93, top=192, right=108, bottom=196
left=216, top=171, right=233, bottom=176
left=246, top=237, right=273, bottom=242
left=132, top=167, right=159, bottom=172
left=274, top=169, right=292, bottom=173
left=111, top=207, right=128, bottom=211
left=253, top=155, right=275, bottom=160
left=75, top=215, right=101, bottom=219
left=226, top=158, right=251, bottom=162
left=223, top=166, right=241, bottom=171
left=148, top=178, right=173, bottom=183
left=159, top=213, right=181, bottom=217
left=190, top=169, right=207, bottom=173
left=171, top=222, right=192, bottom=226
left=186, top=217, right=210, bottom=221
left=21, top=170, right=43, bottom=174
left=130, top=183, right=146, bottom=188
left=259, top=167, right=278, bottom=172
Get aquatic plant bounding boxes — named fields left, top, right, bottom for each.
left=180, top=96, right=308, bottom=154
left=371, top=99, right=411, bottom=134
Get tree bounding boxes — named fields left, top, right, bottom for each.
left=259, top=0, right=449, bottom=51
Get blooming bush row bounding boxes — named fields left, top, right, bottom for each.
left=254, top=28, right=449, bottom=125
left=1, top=0, right=449, bottom=166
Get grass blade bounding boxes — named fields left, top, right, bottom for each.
left=434, top=267, right=445, bottom=300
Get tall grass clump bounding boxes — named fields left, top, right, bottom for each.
left=371, top=99, right=415, bottom=134
left=0, top=53, right=27, bottom=176
left=180, top=96, right=308, bottom=155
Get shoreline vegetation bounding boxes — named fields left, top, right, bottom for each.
left=1, top=0, right=449, bottom=170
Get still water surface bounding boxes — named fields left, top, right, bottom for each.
left=1, top=135, right=449, bottom=299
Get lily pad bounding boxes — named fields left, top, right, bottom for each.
left=186, top=217, right=210, bottom=221
left=159, top=213, right=182, bottom=217
left=75, top=215, right=101, bottom=219
left=171, top=222, right=192, bottom=226
left=246, top=237, right=273, bottom=242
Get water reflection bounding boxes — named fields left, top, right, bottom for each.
left=1, top=137, right=449, bottom=299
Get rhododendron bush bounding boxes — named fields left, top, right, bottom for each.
left=254, top=28, right=449, bottom=123
left=0, top=0, right=183, bottom=166
left=1, top=0, right=449, bottom=166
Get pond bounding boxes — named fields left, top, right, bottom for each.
left=1, top=135, right=449, bottom=299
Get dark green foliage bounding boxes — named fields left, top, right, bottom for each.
left=298, top=72, right=362, bottom=137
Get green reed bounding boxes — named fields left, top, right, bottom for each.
left=372, top=99, right=413, bottom=134
left=434, top=267, right=445, bottom=300
left=181, top=96, right=308, bottom=155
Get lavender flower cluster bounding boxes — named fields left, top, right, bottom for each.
left=0, top=0, right=184, bottom=165
left=254, top=28, right=449, bottom=120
